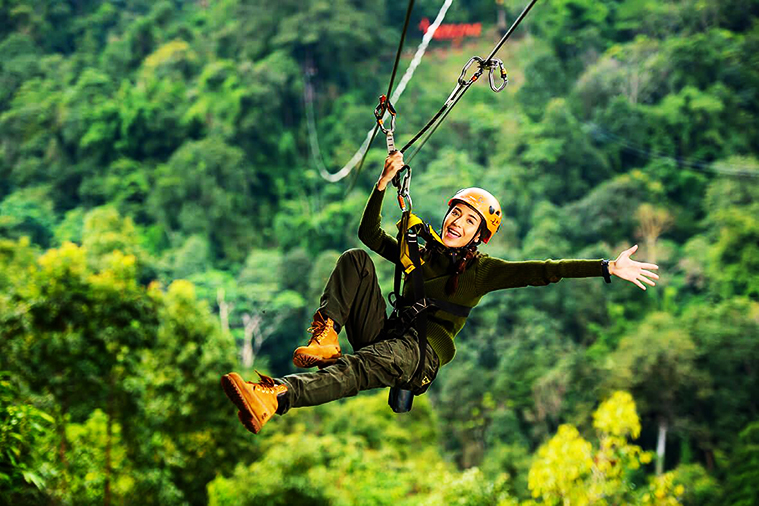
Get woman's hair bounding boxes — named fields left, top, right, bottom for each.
left=443, top=219, right=486, bottom=296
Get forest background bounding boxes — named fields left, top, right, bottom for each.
left=1, top=0, right=758, bottom=504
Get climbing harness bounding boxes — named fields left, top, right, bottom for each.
left=386, top=199, right=474, bottom=413
left=384, top=134, right=473, bottom=414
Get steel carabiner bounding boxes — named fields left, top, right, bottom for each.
left=375, top=94, right=398, bottom=153
left=487, top=59, right=508, bottom=92
left=392, top=165, right=413, bottom=211
left=374, top=95, right=397, bottom=134
left=457, top=56, right=486, bottom=86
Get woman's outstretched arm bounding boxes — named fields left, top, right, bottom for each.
left=475, top=256, right=604, bottom=292
left=474, top=245, right=658, bottom=293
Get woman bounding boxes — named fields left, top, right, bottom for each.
left=221, top=151, right=659, bottom=434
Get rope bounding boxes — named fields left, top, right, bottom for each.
left=311, top=0, right=453, bottom=182
left=584, top=122, right=759, bottom=178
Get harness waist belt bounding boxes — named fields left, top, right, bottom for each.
left=392, top=297, right=471, bottom=328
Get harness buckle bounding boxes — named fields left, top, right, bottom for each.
left=398, top=298, right=432, bottom=327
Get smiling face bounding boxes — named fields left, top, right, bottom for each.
left=441, top=203, right=483, bottom=248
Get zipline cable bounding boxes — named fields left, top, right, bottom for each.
left=312, top=0, right=454, bottom=183
left=348, top=0, right=416, bottom=188
left=584, top=122, right=759, bottom=178
left=387, top=0, right=417, bottom=101
left=405, top=76, right=468, bottom=164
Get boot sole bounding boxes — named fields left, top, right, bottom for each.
left=237, top=411, right=259, bottom=434
left=292, top=352, right=342, bottom=369
left=221, top=373, right=262, bottom=434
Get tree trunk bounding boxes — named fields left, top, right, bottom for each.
left=705, top=449, right=715, bottom=471
left=497, top=8, right=507, bottom=32
left=217, top=288, right=232, bottom=335
left=242, top=313, right=255, bottom=368
left=656, top=418, right=667, bottom=475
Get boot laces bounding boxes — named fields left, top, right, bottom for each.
left=306, top=318, right=333, bottom=345
left=250, top=370, right=283, bottom=394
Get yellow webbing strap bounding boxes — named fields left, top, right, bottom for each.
left=396, top=213, right=446, bottom=274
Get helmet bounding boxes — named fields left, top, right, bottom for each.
left=447, top=187, right=502, bottom=244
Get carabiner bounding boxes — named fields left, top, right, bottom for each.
left=374, top=95, right=397, bottom=134
left=392, top=165, right=413, bottom=211
left=457, top=56, right=486, bottom=86
left=487, top=59, right=508, bottom=92
left=375, top=94, right=399, bottom=153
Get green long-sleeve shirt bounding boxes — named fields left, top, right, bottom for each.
left=358, top=185, right=604, bottom=365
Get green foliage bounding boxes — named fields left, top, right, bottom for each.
left=148, top=137, right=263, bottom=261
left=62, top=409, right=134, bottom=504
left=724, top=421, right=759, bottom=506
left=1, top=0, right=758, bottom=503
left=0, top=234, right=242, bottom=503
left=702, top=168, right=759, bottom=298
left=208, top=392, right=514, bottom=506
left=0, top=185, right=56, bottom=246
left=527, top=391, right=656, bottom=505
left=0, top=372, right=53, bottom=501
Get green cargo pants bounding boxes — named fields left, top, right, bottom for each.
left=277, top=249, right=440, bottom=414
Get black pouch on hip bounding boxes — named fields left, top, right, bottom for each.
left=388, top=386, right=414, bottom=413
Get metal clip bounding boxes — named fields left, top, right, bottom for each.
left=392, top=165, right=413, bottom=211
left=375, top=95, right=398, bottom=153
left=374, top=95, right=397, bottom=134
left=457, top=56, right=508, bottom=92
left=457, top=56, right=486, bottom=86
left=487, top=58, right=508, bottom=92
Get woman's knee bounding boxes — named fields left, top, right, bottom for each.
left=339, top=248, right=375, bottom=274
left=340, top=248, right=370, bottom=261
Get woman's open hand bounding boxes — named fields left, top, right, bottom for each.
left=609, top=245, right=660, bottom=290
left=377, top=151, right=405, bottom=191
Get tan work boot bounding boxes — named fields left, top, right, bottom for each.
left=220, top=371, right=287, bottom=434
left=292, top=311, right=342, bottom=369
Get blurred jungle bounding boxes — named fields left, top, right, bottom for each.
left=1, top=0, right=758, bottom=504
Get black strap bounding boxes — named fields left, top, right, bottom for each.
left=389, top=213, right=473, bottom=382
left=392, top=213, right=410, bottom=307
left=406, top=228, right=427, bottom=380
left=394, top=298, right=471, bottom=329
left=427, top=298, right=471, bottom=318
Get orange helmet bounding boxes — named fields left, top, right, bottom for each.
left=448, top=187, right=502, bottom=244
